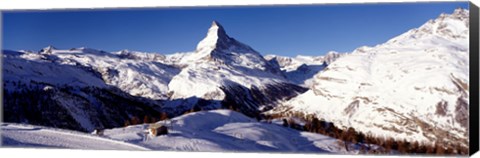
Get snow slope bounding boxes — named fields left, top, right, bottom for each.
left=1, top=123, right=149, bottom=150
left=280, top=8, right=470, bottom=147
left=2, top=110, right=378, bottom=153
left=103, top=109, right=364, bottom=153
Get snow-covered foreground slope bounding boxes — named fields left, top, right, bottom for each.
left=103, top=109, right=362, bottom=153
left=280, top=8, right=470, bottom=147
left=1, top=123, right=149, bottom=150
left=2, top=110, right=375, bottom=153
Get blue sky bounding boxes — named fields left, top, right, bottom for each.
left=2, top=2, right=469, bottom=57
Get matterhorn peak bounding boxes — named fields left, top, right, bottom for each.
left=209, top=20, right=228, bottom=39
left=40, top=45, right=57, bottom=54
left=196, top=20, right=232, bottom=52
left=211, top=21, right=223, bottom=30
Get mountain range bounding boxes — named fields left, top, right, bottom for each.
left=2, top=8, right=470, bottom=153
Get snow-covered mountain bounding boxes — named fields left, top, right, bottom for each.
left=277, top=8, right=470, bottom=147
left=5, top=46, right=181, bottom=100
left=42, top=46, right=181, bottom=100
left=265, top=52, right=344, bottom=87
left=1, top=8, right=471, bottom=154
left=2, top=21, right=306, bottom=131
left=3, top=47, right=180, bottom=132
left=165, top=21, right=306, bottom=116
left=265, top=51, right=342, bottom=72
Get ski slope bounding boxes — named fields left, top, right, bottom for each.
left=1, top=123, right=149, bottom=150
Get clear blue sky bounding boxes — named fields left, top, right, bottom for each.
left=2, top=2, right=469, bottom=57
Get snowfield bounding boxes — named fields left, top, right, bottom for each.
left=102, top=110, right=353, bottom=153
left=2, top=110, right=370, bottom=154
left=1, top=123, right=148, bottom=150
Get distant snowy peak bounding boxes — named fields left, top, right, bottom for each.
left=7, top=46, right=181, bottom=100
left=166, top=21, right=306, bottom=114
left=265, top=51, right=343, bottom=72
left=40, top=45, right=57, bottom=54
left=113, top=49, right=166, bottom=61
left=193, top=21, right=281, bottom=74
left=39, top=46, right=113, bottom=57
left=38, top=46, right=167, bottom=62
left=264, top=52, right=343, bottom=87
left=323, top=51, right=344, bottom=64
left=195, top=20, right=257, bottom=54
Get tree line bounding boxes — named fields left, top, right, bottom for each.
left=263, top=111, right=468, bottom=155
left=124, top=112, right=170, bottom=127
